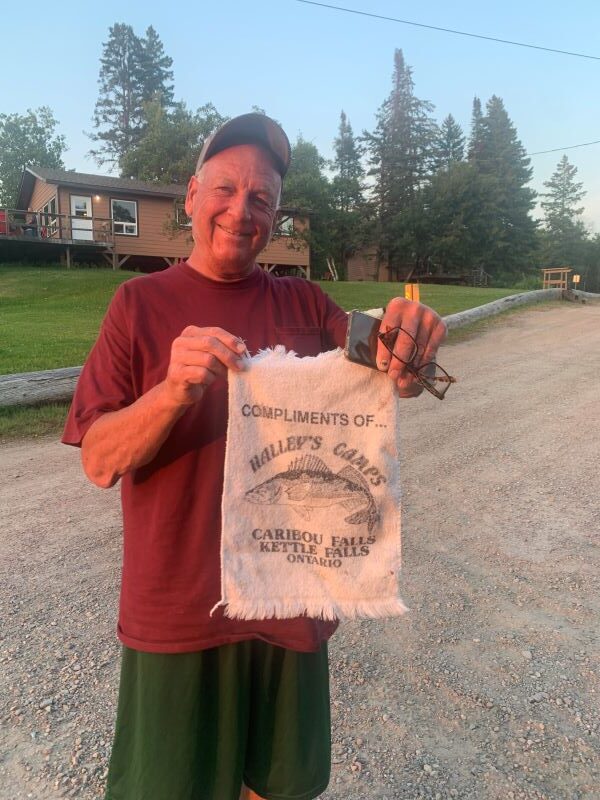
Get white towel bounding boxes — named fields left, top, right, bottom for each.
left=215, top=346, right=407, bottom=621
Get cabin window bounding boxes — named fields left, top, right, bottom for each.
left=41, top=197, right=58, bottom=236
left=175, top=201, right=191, bottom=228
left=277, top=214, right=294, bottom=236
left=111, top=199, right=138, bottom=235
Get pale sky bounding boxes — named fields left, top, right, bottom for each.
left=4, top=0, right=600, bottom=229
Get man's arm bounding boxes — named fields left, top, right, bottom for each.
left=81, top=326, right=247, bottom=488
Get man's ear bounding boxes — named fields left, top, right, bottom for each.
left=185, top=176, right=197, bottom=217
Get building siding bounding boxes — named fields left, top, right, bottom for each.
left=347, top=248, right=380, bottom=281
left=34, top=178, right=309, bottom=268
left=30, top=182, right=57, bottom=212
left=257, top=234, right=309, bottom=267
left=104, top=194, right=190, bottom=259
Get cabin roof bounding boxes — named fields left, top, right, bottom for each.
left=17, top=167, right=186, bottom=208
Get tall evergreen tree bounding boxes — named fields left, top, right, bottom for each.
left=90, top=23, right=145, bottom=168
left=541, top=155, right=585, bottom=234
left=90, top=23, right=176, bottom=170
left=332, top=110, right=364, bottom=212
left=0, top=107, right=66, bottom=206
left=470, top=95, right=537, bottom=277
left=363, top=49, right=437, bottom=279
left=540, top=155, right=587, bottom=266
left=138, top=26, right=174, bottom=107
left=434, top=114, right=465, bottom=170
left=467, top=97, right=484, bottom=162
left=330, top=111, right=367, bottom=276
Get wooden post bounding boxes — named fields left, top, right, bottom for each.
left=404, top=283, right=420, bottom=302
left=65, top=247, right=71, bottom=269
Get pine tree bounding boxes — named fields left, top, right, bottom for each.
left=467, top=97, right=484, bottom=162
left=470, top=95, right=537, bottom=277
left=329, top=111, right=367, bottom=276
left=332, top=110, right=364, bottom=212
left=363, top=49, right=437, bottom=279
left=435, top=114, right=465, bottom=170
left=138, top=26, right=174, bottom=107
left=540, top=155, right=587, bottom=267
left=89, top=23, right=145, bottom=169
left=90, top=23, right=176, bottom=170
left=541, top=155, right=585, bottom=233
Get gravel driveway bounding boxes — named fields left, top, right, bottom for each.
left=1, top=302, right=599, bottom=800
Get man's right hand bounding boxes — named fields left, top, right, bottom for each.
left=81, top=326, right=248, bottom=488
left=164, top=326, right=248, bottom=406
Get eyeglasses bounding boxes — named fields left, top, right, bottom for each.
left=378, top=326, right=456, bottom=400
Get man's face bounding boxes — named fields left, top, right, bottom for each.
left=185, top=144, right=282, bottom=280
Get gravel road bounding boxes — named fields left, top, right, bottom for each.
left=1, top=302, right=599, bottom=800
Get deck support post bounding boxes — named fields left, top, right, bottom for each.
left=65, top=247, right=71, bottom=269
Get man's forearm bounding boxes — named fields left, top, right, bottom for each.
left=81, top=381, right=188, bottom=489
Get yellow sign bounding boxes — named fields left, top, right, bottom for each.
left=573, top=274, right=581, bottom=284
left=404, top=283, right=420, bottom=302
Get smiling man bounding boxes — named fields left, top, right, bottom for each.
left=62, top=113, right=446, bottom=800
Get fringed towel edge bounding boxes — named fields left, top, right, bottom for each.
left=220, top=596, right=409, bottom=622
left=249, top=345, right=344, bottom=365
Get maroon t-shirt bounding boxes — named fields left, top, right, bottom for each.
left=62, top=262, right=349, bottom=653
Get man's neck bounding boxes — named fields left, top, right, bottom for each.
left=186, top=250, right=256, bottom=282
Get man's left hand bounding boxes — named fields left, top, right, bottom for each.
left=376, top=297, right=447, bottom=398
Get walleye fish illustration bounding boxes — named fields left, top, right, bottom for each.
left=245, top=455, right=380, bottom=533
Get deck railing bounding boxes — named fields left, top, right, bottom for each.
left=0, top=208, right=115, bottom=246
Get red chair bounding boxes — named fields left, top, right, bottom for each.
left=0, top=210, right=6, bottom=235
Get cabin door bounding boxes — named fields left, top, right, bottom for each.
left=70, top=195, right=93, bottom=240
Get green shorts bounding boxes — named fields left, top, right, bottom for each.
left=105, top=640, right=331, bottom=800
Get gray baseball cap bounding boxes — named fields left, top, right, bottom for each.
left=195, top=113, right=291, bottom=177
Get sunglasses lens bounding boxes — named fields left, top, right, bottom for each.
left=417, top=363, right=452, bottom=398
left=379, top=328, right=418, bottom=364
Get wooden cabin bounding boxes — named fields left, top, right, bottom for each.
left=347, top=247, right=381, bottom=281
left=2, top=167, right=310, bottom=276
left=347, top=246, right=470, bottom=285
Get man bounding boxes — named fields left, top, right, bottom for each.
left=63, top=113, right=446, bottom=800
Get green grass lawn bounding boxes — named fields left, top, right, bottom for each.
left=0, top=264, right=136, bottom=374
left=318, top=281, right=518, bottom=316
left=0, top=402, right=71, bottom=441
left=0, top=262, right=520, bottom=375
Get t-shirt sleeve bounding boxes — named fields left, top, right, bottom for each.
left=62, top=285, right=134, bottom=447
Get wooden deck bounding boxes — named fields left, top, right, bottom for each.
left=0, top=208, right=115, bottom=267
left=0, top=206, right=311, bottom=275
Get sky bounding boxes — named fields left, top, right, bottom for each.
left=4, top=0, right=600, bottom=229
